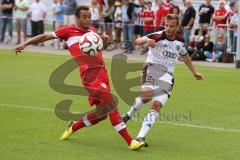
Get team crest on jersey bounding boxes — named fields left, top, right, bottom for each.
left=176, top=45, right=180, bottom=51
left=159, top=41, right=168, bottom=47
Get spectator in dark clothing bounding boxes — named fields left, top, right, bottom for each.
left=192, top=34, right=213, bottom=61
left=181, top=0, right=196, bottom=47
left=201, top=34, right=214, bottom=59
left=0, top=0, right=15, bottom=43
left=198, top=0, right=215, bottom=29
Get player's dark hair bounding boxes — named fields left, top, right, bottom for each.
left=75, top=5, right=89, bottom=18
left=166, top=14, right=179, bottom=25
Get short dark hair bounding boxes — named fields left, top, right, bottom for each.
left=75, top=6, right=89, bottom=18
left=165, top=14, right=179, bottom=25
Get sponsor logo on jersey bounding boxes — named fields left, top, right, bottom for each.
left=163, top=51, right=178, bottom=59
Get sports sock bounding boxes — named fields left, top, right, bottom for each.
left=109, top=109, right=132, bottom=146
left=72, top=111, right=100, bottom=132
left=127, top=97, right=145, bottom=118
left=137, top=110, right=159, bottom=138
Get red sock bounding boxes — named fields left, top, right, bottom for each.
left=72, top=111, right=100, bottom=132
left=72, top=120, right=85, bottom=132
left=108, top=109, right=132, bottom=146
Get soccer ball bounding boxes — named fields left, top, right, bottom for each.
left=79, top=32, right=103, bottom=56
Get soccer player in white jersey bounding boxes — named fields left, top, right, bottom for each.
left=122, top=14, right=204, bottom=145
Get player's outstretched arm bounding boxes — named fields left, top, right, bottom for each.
left=181, top=54, right=204, bottom=80
left=135, top=37, right=156, bottom=48
left=12, top=33, right=55, bottom=55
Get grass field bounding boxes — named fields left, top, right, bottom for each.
left=0, top=49, right=240, bottom=160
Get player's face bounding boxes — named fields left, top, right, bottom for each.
left=165, top=19, right=178, bottom=38
left=76, top=10, right=91, bottom=30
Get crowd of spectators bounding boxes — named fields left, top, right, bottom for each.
left=0, top=0, right=239, bottom=62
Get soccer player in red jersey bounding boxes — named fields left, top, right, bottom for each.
left=12, top=6, right=144, bottom=150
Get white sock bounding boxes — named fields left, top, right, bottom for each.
left=127, top=97, right=145, bottom=118
left=137, top=110, right=159, bottom=138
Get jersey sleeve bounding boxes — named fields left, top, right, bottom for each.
left=176, top=34, right=187, bottom=56
left=52, top=26, right=70, bottom=41
left=143, top=32, right=162, bottom=41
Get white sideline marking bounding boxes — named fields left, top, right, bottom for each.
left=0, top=103, right=240, bottom=133
left=159, top=121, right=240, bottom=133
left=0, top=103, right=53, bottom=112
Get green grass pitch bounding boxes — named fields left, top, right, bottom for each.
left=0, top=49, right=240, bottom=160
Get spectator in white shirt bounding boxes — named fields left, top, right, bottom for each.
left=29, top=0, right=47, bottom=40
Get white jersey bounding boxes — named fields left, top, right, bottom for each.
left=144, top=31, right=187, bottom=74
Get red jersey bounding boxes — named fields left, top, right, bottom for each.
left=53, top=25, right=110, bottom=106
left=156, top=2, right=174, bottom=27
left=141, top=10, right=155, bottom=31
left=214, top=8, right=228, bottom=29
left=156, top=9, right=164, bottom=28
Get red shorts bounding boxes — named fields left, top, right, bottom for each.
left=81, top=67, right=112, bottom=106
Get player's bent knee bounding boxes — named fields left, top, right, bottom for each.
left=141, top=87, right=153, bottom=103
left=141, top=97, right=151, bottom=104
left=141, top=92, right=152, bottom=103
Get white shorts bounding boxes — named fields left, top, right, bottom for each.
left=141, top=63, right=174, bottom=106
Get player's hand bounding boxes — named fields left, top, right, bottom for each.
left=12, top=43, right=26, bottom=55
left=193, top=72, right=204, bottom=80
left=101, top=34, right=109, bottom=50
left=147, top=38, right=156, bottom=48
